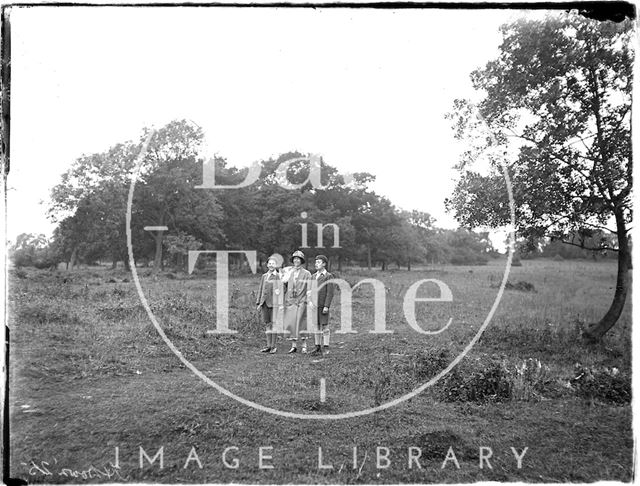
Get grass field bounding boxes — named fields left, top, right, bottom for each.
left=7, top=258, right=633, bottom=483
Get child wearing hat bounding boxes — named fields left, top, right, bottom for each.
left=256, top=254, right=283, bottom=354
left=309, top=254, right=334, bottom=356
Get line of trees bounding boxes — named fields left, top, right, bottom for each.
left=31, top=119, right=496, bottom=272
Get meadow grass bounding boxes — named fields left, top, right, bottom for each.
left=8, top=258, right=632, bottom=483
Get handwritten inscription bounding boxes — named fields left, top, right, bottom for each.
left=22, top=459, right=123, bottom=480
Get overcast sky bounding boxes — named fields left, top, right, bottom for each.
left=8, top=6, right=540, bottom=242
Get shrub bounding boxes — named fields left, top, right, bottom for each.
left=450, top=249, right=489, bottom=266
left=411, top=348, right=451, bottom=381
left=11, top=268, right=27, bottom=279
left=17, top=301, right=84, bottom=327
left=439, top=359, right=512, bottom=402
left=571, top=364, right=631, bottom=404
left=436, top=356, right=559, bottom=403
left=489, top=280, right=536, bottom=292
left=505, top=281, right=536, bottom=292
left=510, top=358, right=553, bottom=400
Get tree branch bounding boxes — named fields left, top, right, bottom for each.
left=578, top=220, right=616, bottom=233
left=560, top=238, right=618, bottom=252
left=505, top=129, right=592, bottom=181
left=505, top=128, right=614, bottom=210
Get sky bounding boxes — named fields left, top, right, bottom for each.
left=7, top=6, right=536, bottom=243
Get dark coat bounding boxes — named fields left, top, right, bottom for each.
left=312, top=271, right=334, bottom=326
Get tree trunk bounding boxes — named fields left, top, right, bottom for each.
left=153, top=233, right=163, bottom=273
left=407, top=258, right=411, bottom=271
left=176, top=253, right=185, bottom=272
left=367, top=246, right=372, bottom=271
left=69, top=247, right=78, bottom=270
left=120, top=249, right=131, bottom=271
left=111, top=257, right=118, bottom=269
left=584, top=208, right=630, bottom=342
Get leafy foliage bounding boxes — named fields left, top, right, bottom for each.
left=572, top=363, right=631, bottom=404
left=45, top=120, right=496, bottom=271
left=445, top=12, right=633, bottom=339
left=9, top=233, right=60, bottom=269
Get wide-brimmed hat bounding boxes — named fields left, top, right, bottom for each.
left=315, top=254, right=329, bottom=266
left=290, top=250, right=306, bottom=264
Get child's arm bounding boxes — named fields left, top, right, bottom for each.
left=256, top=274, right=264, bottom=307
left=324, top=274, right=335, bottom=309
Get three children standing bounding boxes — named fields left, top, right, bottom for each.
left=256, top=250, right=334, bottom=357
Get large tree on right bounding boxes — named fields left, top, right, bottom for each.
left=446, top=12, right=633, bottom=341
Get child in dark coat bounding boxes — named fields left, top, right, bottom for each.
left=309, top=254, right=334, bottom=356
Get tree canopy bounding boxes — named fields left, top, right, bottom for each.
left=42, top=119, right=496, bottom=273
left=445, top=12, right=633, bottom=341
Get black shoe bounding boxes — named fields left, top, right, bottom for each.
left=260, top=347, right=271, bottom=353
left=287, top=347, right=297, bottom=354
left=309, top=346, right=322, bottom=356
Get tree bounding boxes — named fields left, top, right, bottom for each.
left=445, top=12, right=632, bottom=341
left=9, top=233, right=60, bottom=269
left=49, top=120, right=226, bottom=272
left=446, top=228, right=492, bottom=266
left=49, top=141, right=145, bottom=269
left=135, top=120, right=225, bottom=271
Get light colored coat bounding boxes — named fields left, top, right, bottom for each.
left=282, top=266, right=312, bottom=337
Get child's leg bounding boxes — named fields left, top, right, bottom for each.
left=322, top=327, right=330, bottom=347
left=259, top=304, right=270, bottom=351
left=269, top=330, right=277, bottom=348
left=265, top=326, right=272, bottom=347
left=267, top=305, right=274, bottom=345
left=290, top=321, right=298, bottom=350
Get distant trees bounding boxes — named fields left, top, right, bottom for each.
left=517, top=230, right=619, bottom=261
left=44, top=119, right=496, bottom=272
left=9, top=233, right=59, bottom=269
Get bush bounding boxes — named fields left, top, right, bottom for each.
left=489, top=280, right=536, bottom=292
left=11, top=268, right=27, bottom=279
left=571, top=364, right=631, bottom=404
left=436, top=356, right=557, bottom=403
left=510, top=358, right=553, bottom=400
left=411, top=348, right=451, bottom=381
left=505, top=280, right=536, bottom=292
left=449, top=248, right=489, bottom=266
left=439, top=359, right=512, bottom=402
